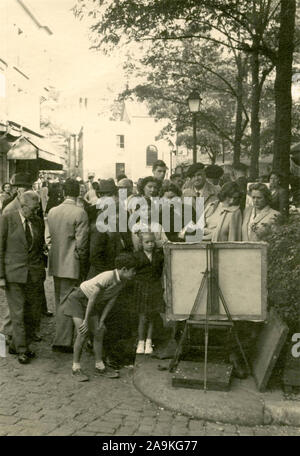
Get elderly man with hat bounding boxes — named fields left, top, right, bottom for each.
left=182, top=162, right=219, bottom=208
left=2, top=173, right=32, bottom=214
left=0, top=191, right=47, bottom=364
left=0, top=173, right=48, bottom=344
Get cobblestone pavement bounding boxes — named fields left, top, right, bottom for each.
left=0, top=278, right=300, bottom=437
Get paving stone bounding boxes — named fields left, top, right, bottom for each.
left=0, top=408, right=18, bottom=416
left=0, top=415, right=20, bottom=425
left=188, top=429, right=207, bottom=436
left=236, top=426, right=255, bottom=436
left=189, top=419, right=206, bottom=431
left=84, top=420, right=118, bottom=433
left=73, top=431, right=98, bottom=436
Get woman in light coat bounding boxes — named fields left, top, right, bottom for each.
left=242, top=183, right=280, bottom=241
left=203, top=182, right=242, bottom=242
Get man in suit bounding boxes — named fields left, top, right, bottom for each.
left=182, top=162, right=218, bottom=208
left=0, top=191, right=46, bottom=364
left=47, top=178, right=89, bottom=352
left=0, top=173, right=37, bottom=343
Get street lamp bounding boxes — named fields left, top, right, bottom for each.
left=187, top=90, right=202, bottom=164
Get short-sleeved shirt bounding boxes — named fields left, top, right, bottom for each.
left=80, top=269, right=123, bottom=301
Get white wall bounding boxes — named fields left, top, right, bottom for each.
left=82, top=115, right=171, bottom=182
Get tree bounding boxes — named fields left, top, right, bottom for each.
left=74, top=0, right=296, bottom=178
left=120, top=39, right=247, bottom=161
left=272, top=0, right=296, bottom=193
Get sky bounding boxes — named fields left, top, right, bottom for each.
left=28, top=0, right=126, bottom=96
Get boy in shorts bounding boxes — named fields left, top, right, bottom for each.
left=63, top=253, right=136, bottom=381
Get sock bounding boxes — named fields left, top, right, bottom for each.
left=72, top=362, right=81, bottom=371
left=95, top=361, right=105, bottom=370
left=146, top=339, right=152, bottom=344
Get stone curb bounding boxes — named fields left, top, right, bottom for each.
left=263, top=401, right=300, bottom=426
left=133, top=356, right=300, bottom=427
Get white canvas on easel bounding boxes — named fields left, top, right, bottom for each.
left=164, top=242, right=267, bottom=322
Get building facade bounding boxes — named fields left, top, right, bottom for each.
left=81, top=101, right=172, bottom=182
left=0, top=0, right=65, bottom=185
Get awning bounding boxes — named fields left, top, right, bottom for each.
left=7, top=133, right=65, bottom=170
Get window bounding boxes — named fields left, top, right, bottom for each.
left=116, top=134, right=125, bottom=148
left=146, top=145, right=158, bottom=166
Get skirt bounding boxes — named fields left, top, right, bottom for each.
left=134, top=279, right=165, bottom=317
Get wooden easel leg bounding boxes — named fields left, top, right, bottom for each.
left=217, top=285, right=251, bottom=375
left=169, top=321, right=188, bottom=372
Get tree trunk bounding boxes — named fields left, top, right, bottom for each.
left=249, top=43, right=261, bottom=180
left=272, top=0, right=296, bottom=196
left=233, top=53, right=244, bottom=166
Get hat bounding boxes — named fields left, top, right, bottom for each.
left=205, top=165, right=224, bottom=179
left=88, top=172, right=95, bottom=178
left=117, top=178, right=133, bottom=188
left=186, top=162, right=205, bottom=178
left=98, top=179, right=117, bottom=194
left=10, top=173, right=33, bottom=188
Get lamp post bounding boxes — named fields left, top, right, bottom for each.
left=187, top=90, right=202, bottom=164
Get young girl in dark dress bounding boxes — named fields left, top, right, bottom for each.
left=134, top=231, right=165, bottom=354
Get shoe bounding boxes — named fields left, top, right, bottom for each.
left=136, top=340, right=145, bottom=354
left=43, top=311, right=53, bottom=317
left=105, top=358, right=120, bottom=372
left=145, top=339, right=153, bottom=355
left=8, top=346, right=18, bottom=355
left=72, top=369, right=89, bottom=382
left=95, top=366, right=120, bottom=379
left=25, top=351, right=36, bottom=359
left=32, top=335, right=42, bottom=342
left=52, top=345, right=73, bottom=353
left=18, top=354, right=30, bottom=364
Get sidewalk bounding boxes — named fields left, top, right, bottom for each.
left=133, top=355, right=300, bottom=427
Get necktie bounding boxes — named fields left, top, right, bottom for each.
left=24, top=219, right=33, bottom=250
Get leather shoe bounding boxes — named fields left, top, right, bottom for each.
left=25, top=351, right=36, bottom=359
left=43, top=311, right=53, bottom=317
left=18, top=354, right=30, bottom=364
left=32, top=335, right=42, bottom=342
left=8, top=346, right=18, bottom=355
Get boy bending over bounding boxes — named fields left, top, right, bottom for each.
left=63, top=253, right=136, bottom=381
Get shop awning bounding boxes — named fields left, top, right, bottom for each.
left=7, top=133, right=65, bottom=170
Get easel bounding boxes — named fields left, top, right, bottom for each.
left=169, top=242, right=250, bottom=390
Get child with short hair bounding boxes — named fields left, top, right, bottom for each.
left=134, top=231, right=165, bottom=355
left=63, top=253, right=136, bottom=381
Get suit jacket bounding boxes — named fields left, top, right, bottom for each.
left=47, top=199, right=89, bottom=279
left=0, top=211, right=46, bottom=283
left=242, top=206, right=280, bottom=241
left=182, top=181, right=218, bottom=209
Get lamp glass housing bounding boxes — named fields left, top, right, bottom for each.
left=188, top=90, right=201, bottom=113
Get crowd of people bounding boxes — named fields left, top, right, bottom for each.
left=0, top=159, right=290, bottom=381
